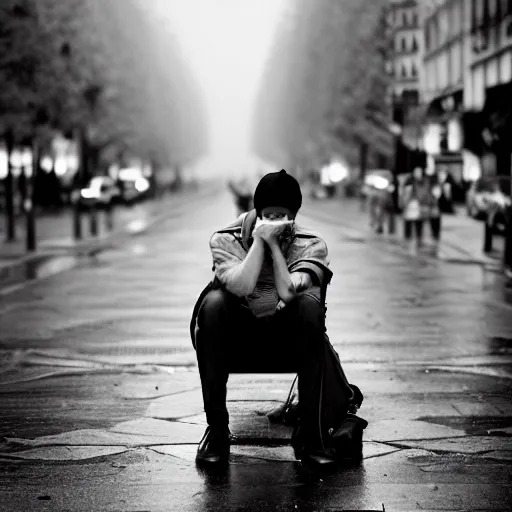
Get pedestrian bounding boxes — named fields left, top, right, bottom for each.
left=227, top=172, right=255, bottom=216
left=437, top=166, right=455, bottom=214
left=400, top=166, right=431, bottom=251
left=368, top=179, right=394, bottom=234
left=191, top=170, right=345, bottom=468
left=426, top=170, right=444, bottom=251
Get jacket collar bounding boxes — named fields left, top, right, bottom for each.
left=241, top=209, right=258, bottom=250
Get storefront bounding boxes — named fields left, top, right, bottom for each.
left=423, top=89, right=466, bottom=201
left=463, top=80, right=512, bottom=179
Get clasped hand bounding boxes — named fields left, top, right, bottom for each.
left=253, top=220, right=292, bottom=245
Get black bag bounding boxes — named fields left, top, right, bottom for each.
left=270, top=334, right=368, bottom=462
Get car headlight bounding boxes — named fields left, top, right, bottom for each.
left=372, top=176, right=389, bottom=190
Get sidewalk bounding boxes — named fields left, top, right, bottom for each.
left=301, top=194, right=505, bottom=269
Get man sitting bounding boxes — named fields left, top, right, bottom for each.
left=192, top=169, right=333, bottom=466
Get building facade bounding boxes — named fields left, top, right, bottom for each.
left=421, top=0, right=467, bottom=191
left=389, top=0, right=423, bottom=102
left=420, top=0, right=512, bottom=183
left=465, top=0, right=512, bottom=179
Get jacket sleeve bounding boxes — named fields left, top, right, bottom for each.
left=209, top=232, right=245, bottom=294
left=289, top=238, right=332, bottom=290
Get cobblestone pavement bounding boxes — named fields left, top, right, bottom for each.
left=0, top=188, right=511, bottom=511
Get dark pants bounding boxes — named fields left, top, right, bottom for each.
left=429, top=216, right=441, bottom=241
left=195, top=289, right=325, bottom=447
left=404, top=219, right=424, bottom=242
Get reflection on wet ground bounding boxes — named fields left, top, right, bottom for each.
left=0, top=255, right=80, bottom=291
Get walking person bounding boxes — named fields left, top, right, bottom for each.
left=400, top=166, right=431, bottom=252
left=227, top=171, right=255, bottom=216
left=426, top=170, right=443, bottom=253
left=437, top=166, right=454, bottom=214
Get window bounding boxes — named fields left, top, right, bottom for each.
left=412, top=35, right=418, bottom=51
left=401, top=37, right=407, bottom=51
left=401, top=64, right=408, bottom=77
left=403, top=11, right=408, bottom=26
left=411, top=63, right=418, bottom=77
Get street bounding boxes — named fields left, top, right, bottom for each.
left=0, top=188, right=511, bottom=511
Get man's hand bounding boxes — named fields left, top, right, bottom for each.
left=253, top=221, right=291, bottom=245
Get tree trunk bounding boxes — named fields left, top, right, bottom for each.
left=25, top=138, right=39, bottom=252
left=4, top=130, right=16, bottom=241
left=359, top=141, right=368, bottom=211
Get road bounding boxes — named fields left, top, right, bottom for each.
left=0, top=187, right=511, bottom=511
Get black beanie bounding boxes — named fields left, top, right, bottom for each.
left=253, top=169, right=302, bottom=215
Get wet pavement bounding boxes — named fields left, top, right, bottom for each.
left=0, top=188, right=511, bottom=511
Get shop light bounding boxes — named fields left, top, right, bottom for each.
left=41, top=156, right=53, bottom=173
left=0, top=147, right=8, bottom=179
left=118, top=167, right=143, bottom=181
left=21, top=148, right=32, bottom=167
left=54, top=156, right=68, bottom=176
left=9, top=149, right=23, bottom=168
left=327, top=162, right=349, bottom=183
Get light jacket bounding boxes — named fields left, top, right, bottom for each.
left=209, top=209, right=333, bottom=304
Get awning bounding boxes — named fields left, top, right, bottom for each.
left=425, top=89, right=464, bottom=122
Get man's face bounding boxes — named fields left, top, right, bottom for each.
left=261, top=206, right=295, bottom=221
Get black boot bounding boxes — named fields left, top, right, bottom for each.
left=291, top=426, right=337, bottom=469
left=196, top=426, right=231, bottom=465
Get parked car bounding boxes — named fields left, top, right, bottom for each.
left=466, top=177, right=496, bottom=219
left=466, top=176, right=511, bottom=233
left=117, top=167, right=151, bottom=204
left=361, top=169, right=394, bottom=199
left=487, top=176, right=511, bottom=234
left=72, top=176, right=121, bottom=209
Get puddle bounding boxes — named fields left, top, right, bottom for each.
left=0, top=254, right=80, bottom=291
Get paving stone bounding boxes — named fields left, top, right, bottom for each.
left=229, top=414, right=293, bottom=441
left=365, top=419, right=466, bottom=442
left=397, top=436, right=512, bottom=454
left=1, top=446, right=128, bottom=461
left=5, top=422, right=204, bottom=448
left=363, top=441, right=402, bottom=459
left=427, top=365, right=512, bottom=380
left=487, top=426, right=512, bottom=435
left=144, top=389, right=204, bottom=419
left=231, top=445, right=297, bottom=462
left=109, top=418, right=200, bottom=439
left=177, top=413, right=207, bottom=425
left=150, top=444, right=197, bottom=462
left=451, top=400, right=508, bottom=417
left=481, top=450, right=512, bottom=462
left=115, top=373, right=200, bottom=399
